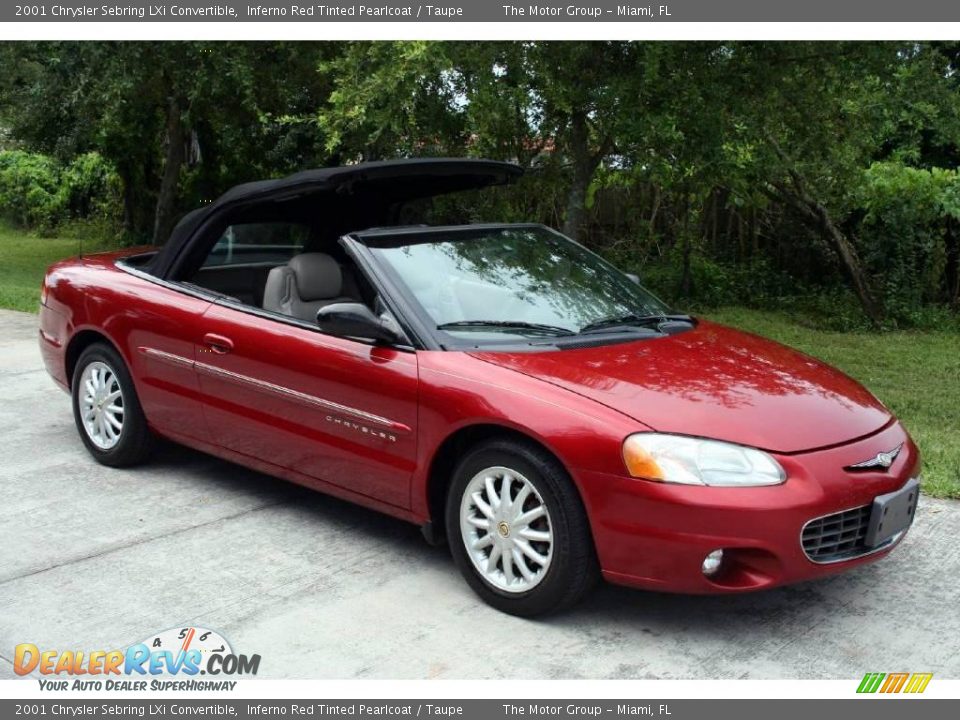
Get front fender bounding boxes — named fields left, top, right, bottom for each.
left=411, top=351, right=648, bottom=521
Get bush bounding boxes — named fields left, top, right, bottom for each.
left=0, top=150, right=121, bottom=234
left=645, top=162, right=960, bottom=329
left=0, top=150, right=66, bottom=231
left=858, top=162, right=960, bottom=321
left=61, top=152, right=122, bottom=221
left=611, top=244, right=807, bottom=312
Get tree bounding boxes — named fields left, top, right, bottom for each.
left=4, top=40, right=960, bottom=322
left=318, top=42, right=463, bottom=161
left=319, top=42, right=664, bottom=242
left=708, top=42, right=960, bottom=322
left=0, top=42, right=339, bottom=242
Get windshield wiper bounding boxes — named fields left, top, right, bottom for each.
left=437, top=320, right=576, bottom=337
left=579, top=313, right=694, bottom=334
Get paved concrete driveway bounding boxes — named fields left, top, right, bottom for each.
left=1, top=308, right=957, bottom=680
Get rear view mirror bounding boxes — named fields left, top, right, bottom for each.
left=316, top=303, right=406, bottom=345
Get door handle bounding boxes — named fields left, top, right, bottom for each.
left=203, top=333, right=234, bottom=355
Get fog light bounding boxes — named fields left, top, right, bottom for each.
left=702, top=549, right=724, bottom=577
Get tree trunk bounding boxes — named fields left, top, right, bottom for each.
left=680, top=192, right=693, bottom=296
left=710, top=189, right=719, bottom=253
left=118, top=163, right=136, bottom=235
left=763, top=134, right=883, bottom=324
left=770, top=181, right=883, bottom=324
left=561, top=111, right=610, bottom=243
left=153, top=93, right=186, bottom=245
left=117, top=161, right=154, bottom=241
left=561, top=112, right=591, bottom=241
left=946, top=216, right=960, bottom=310
left=648, top=185, right=661, bottom=250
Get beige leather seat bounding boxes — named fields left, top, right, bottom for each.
left=262, top=253, right=354, bottom=321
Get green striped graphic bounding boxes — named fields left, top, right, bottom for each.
left=857, top=672, right=886, bottom=693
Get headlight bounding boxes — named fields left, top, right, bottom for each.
left=622, top=433, right=786, bottom=487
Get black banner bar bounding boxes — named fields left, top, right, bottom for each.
left=5, top=1, right=960, bottom=23
left=1, top=700, right=957, bottom=719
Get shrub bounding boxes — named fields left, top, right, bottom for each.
left=858, top=162, right=960, bottom=321
left=612, top=244, right=806, bottom=312
left=0, top=150, right=66, bottom=231
left=61, top=152, right=122, bottom=221
left=0, top=150, right=121, bottom=234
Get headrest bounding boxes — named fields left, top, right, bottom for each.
left=288, top=253, right=342, bottom=301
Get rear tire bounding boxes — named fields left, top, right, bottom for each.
left=445, top=437, right=599, bottom=617
left=71, top=343, right=154, bottom=467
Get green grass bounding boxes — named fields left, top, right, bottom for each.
left=0, top=223, right=956, bottom=498
left=0, top=222, right=117, bottom=312
left=707, top=307, right=960, bottom=499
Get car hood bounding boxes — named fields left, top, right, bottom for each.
left=471, top=321, right=892, bottom=454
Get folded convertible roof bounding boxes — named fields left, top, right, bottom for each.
left=150, top=158, right=523, bottom=277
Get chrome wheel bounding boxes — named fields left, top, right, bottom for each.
left=78, top=361, right=124, bottom=450
left=459, top=465, right=554, bottom=593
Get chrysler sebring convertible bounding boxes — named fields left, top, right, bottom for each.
left=39, top=159, right=920, bottom=616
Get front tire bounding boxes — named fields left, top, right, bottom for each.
left=445, top=438, right=599, bottom=616
left=71, top=343, right=154, bottom=467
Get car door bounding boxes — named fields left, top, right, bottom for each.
left=193, top=299, right=419, bottom=510
left=117, top=269, right=215, bottom=445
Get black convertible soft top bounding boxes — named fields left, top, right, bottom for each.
left=149, top=158, right=522, bottom=278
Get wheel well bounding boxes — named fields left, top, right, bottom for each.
left=65, top=330, right=116, bottom=385
left=425, top=424, right=568, bottom=539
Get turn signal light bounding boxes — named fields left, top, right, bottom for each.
left=622, top=442, right=665, bottom=481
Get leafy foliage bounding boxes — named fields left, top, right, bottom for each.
left=0, top=150, right=118, bottom=234
left=859, top=162, right=960, bottom=320
left=2, top=41, right=960, bottom=322
left=0, top=42, right=337, bottom=242
left=0, top=151, right=64, bottom=230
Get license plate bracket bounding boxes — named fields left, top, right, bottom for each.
left=865, top=477, right=919, bottom=548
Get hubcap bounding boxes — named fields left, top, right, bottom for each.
left=79, top=361, right=124, bottom=450
left=459, top=466, right=554, bottom=593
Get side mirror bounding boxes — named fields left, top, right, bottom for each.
left=316, top=303, right=405, bottom=345
left=625, top=273, right=640, bottom=285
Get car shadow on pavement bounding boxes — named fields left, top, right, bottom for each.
left=142, top=438, right=436, bottom=546
left=142, top=440, right=883, bottom=633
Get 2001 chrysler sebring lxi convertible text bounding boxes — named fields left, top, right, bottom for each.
left=39, top=159, right=920, bottom=616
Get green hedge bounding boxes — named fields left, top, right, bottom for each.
left=0, top=150, right=120, bottom=233
left=859, top=162, right=960, bottom=323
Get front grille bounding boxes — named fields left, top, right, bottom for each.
left=801, top=504, right=873, bottom=562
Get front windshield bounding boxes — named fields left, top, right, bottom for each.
left=365, top=226, right=673, bottom=343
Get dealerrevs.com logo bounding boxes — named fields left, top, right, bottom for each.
left=14, top=626, right=260, bottom=692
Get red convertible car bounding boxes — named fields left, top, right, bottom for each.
left=39, top=159, right=920, bottom=616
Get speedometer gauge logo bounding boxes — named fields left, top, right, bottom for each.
left=139, top=626, right=233, bottom=674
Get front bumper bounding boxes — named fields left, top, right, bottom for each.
left=578, top=422, right=920, bottom=593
